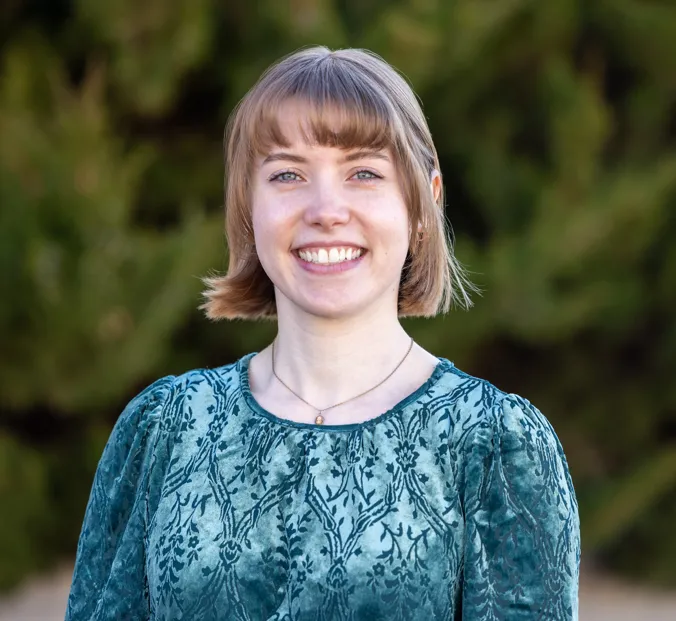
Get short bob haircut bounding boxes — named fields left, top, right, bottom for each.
left=201, top=46, right=478, bottom=320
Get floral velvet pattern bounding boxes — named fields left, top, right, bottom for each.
left=66, top=353, right=580, bottom=620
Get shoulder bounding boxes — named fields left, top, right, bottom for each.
left=92, top=375, right=177, bottom=495
left=430, top=360, right=504, bottom=432
left=114, top=374, right=176, bottom=435
left=140, top=355, right=253, bottom=443
left=497, top=392, right=566, bottom=458
left=465, top=389, right=575, bottom=498
left=433, top=362, right=567, bottom=463
left=167, top=355, right=246, bottom=400
left=112, top=354, right=246, bottom=437
left=447, top=371, right=579, bottom=525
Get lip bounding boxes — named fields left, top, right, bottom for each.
left=293, top=248, right=367, bottom=274
left=293, top=240, right=366, bottom=251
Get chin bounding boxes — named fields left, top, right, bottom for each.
left=296, top=295, right=369, bottom=320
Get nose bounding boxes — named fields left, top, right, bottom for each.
left=303, top=178, right=350, bottom=230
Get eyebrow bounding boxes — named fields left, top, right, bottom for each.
left=342, top=150, right=391, bottom=163
left=261, top=149, right=390, bottom=165
left=262, top=152, right=308, bottom=165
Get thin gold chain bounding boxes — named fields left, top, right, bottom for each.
left=271, top=337, right=414, bottom=421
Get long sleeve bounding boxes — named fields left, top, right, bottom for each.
left=461, top=393, right=580, bottom=620
left=65, top=375, right=175, bottom=621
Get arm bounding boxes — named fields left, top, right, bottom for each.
left=65, top=376, right=174, bottom=621
left=461, top=393, right=580, bottom=620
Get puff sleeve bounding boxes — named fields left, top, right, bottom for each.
left=461, top=393, right=581, bottom=620
left=65, top=376, right=175, bottom=621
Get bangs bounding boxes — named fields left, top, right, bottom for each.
left=241, top=55, right=401, bottom=156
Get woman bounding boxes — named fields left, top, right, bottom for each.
left=66, top=47, right=580, bottom=620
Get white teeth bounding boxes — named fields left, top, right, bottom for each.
left=297, top=247, right=364, bottom=265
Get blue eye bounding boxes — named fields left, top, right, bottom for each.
left=270, top=170, right=303, bottom=183
left=353, top=169, right=380, bottom=180
left=269, top=169, right=381, bottom=183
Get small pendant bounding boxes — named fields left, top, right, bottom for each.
left=315, top=414, right=324, bottom=425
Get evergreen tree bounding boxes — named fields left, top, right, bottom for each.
left=1, top=0, right=675, bottom=589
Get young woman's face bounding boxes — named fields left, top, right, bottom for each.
left=251, top=104, right=411, bottom=321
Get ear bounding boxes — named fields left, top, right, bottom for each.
left=430, top=169, right=442, bottom=204
left=411, top=171, right=442, bottom=236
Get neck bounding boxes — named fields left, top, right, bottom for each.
left=269, top=302, right=414, bottom=410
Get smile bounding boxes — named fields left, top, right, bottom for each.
left=296, top=247, right=364, bottom=265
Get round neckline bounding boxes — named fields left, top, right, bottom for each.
left=237, top=351, right=454, bottom=432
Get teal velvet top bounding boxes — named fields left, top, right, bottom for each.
left=66, top=353, right=580, bottom=620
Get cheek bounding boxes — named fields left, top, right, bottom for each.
left=252, top=192, right=286, bottom=242
left=251, top=203, right=269, bottom=241
left=368, top=200, right=410, bottom=255
left=251, top=196, right=299, bottom=274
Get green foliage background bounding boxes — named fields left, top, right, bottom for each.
left=1, top=0, right=675, bottom=590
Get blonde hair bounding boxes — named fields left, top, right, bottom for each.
left=201, top=46, right=478, bottom=320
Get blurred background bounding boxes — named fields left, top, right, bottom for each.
left=1, top=0, right=675, bottom=618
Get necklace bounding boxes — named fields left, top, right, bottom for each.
left=271, top=337, right=414, bottom=425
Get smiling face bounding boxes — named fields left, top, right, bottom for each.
left=251, top=104, right=411, bottom=321
left=201, top=48, right=470, bottom=322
